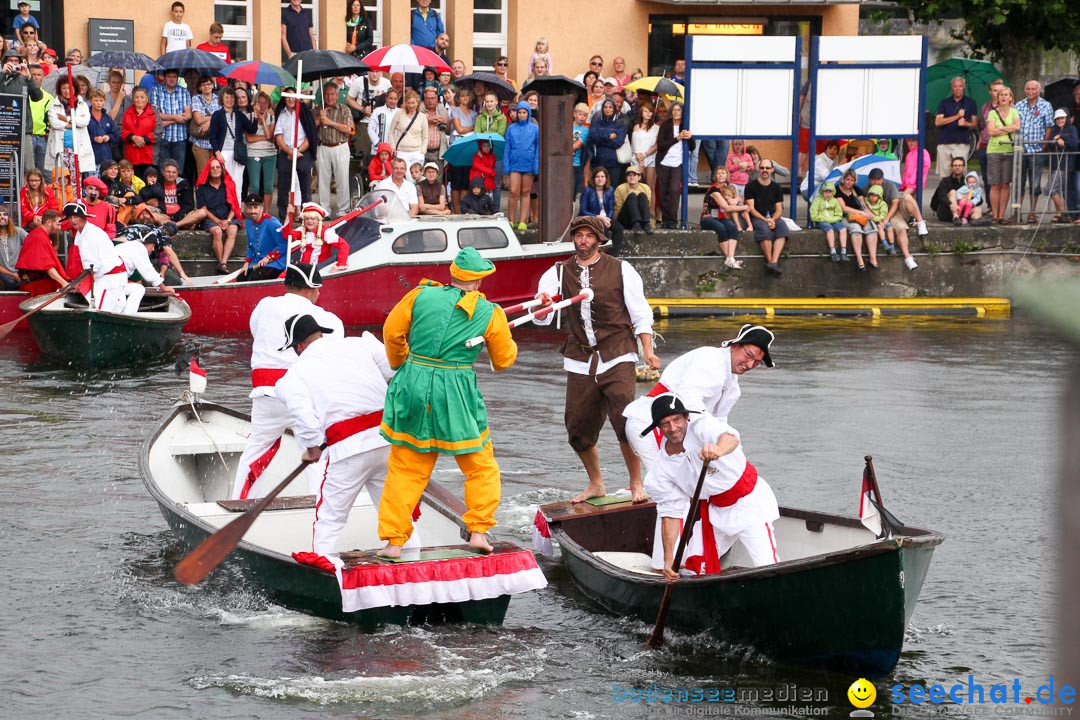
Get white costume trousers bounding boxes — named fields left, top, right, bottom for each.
left=231, top=395, right=325, bottom=499
left=92, top=274, right=130, bottom=314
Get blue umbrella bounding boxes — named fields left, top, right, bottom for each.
left=442, top=133, right=505, bottom=166
left=85, top=51, right=162, bottom=72
left=156, top=48, right=226, bottom=73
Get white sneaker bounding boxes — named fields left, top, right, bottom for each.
left=916, top=220, right=928, bottom=236
left=904, top=256, right=918, bottom=270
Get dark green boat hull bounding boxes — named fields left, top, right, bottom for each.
left=551, top=504, right=942, bottom=676
left=159, top=510, right=511, bottom=627
left=24, top=298, right=189, bottom=368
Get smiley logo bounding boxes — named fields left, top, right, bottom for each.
left=848, top=678, right=877, bottom=708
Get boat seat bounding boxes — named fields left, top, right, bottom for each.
left=217, top=495, right=317, bottom=512
left=170, top=437, right=248, bottom=455
left=593, top=551, right=658, bottom=576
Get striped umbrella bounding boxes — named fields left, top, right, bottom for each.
left=361, top=44, right=450, bottom=74
left=156, top=48, right=226, bottom=73
left=220, top=61, right=295, bottom=87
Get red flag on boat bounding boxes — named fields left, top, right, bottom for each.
left=859, top=467, right=881, bottom=536
left=189, top=357, right=207, bottom=395
left=533, top=508, right=553, bottom=556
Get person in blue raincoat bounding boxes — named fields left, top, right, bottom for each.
left=504, top=100, right=538, bottom=232
left=587, top=98, right=628, bottom=186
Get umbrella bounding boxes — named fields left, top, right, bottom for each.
left=924, top=57, right=1003, bottom=113
left=85, top=50, right=162, bottom=73
left=156, top=48, right=226, bottom=73
left=442, top=132, right=505, bottom=166
left=520, top=75, right=587, bottom=104
left=283, top=50, right=367, bottom=81
left=624, top=76, right=684, bottom=100
left=42, top=64, right=96, bottom=96
left=453, top=72, right=516, bottom=102
left=1045, top=77, right=1079, bottom=112
left=361, top=44, right=450, bottom=74
left=220, top=60, right=295, bottom=87
left=813, top=156, right=902, bottom=199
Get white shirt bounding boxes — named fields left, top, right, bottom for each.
left=534, top=258, right=653, bottom=375
left=115, top=240, right=163, bottom=287
left=644, top=413, right=777, bottom=535
left=248, top=293, right=345, bottom=398
left=374, top=177, right=419, bottom=215
left=660, top=123, right=683, bottom=168
left=161, top=21, right=193, bottom=53
left=624, top=346, right=740, bottom=424
left=368, top=104, right=396, bottom=147
left=276, top=334, right=394, bottom=463
left=348, top=75, right=391, bottom=104
left=273, top=107, right=308, bottom=148
left=75, top=223, right=122, bottom=280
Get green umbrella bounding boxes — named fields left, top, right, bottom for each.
left=925, top=57, right=1004, bottom=113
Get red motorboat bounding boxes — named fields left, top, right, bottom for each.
left=180, top=195, right=574, bottom=334
left=0, top=291, right=28, bottom=325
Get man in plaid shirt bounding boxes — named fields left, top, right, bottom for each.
left=1016, top=79, right=1054, bottom=221
left=151, top=69, right=192, bottom=176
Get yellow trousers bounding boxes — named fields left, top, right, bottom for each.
left=378, top=442, right=501, bottom=546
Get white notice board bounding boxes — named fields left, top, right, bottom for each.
left=814, top=67, right=921, bottom=137
left=688, top=68, right=794, bottom=137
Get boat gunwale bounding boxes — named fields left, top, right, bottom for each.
left=546, top=501, right=944, bottom=588
left=19, top=294, right=193, bottom=326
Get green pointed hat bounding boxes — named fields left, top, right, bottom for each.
left=450, top=247, right=496, bottom=281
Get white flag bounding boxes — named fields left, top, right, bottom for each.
left=859, top=471, right=881, bottom=537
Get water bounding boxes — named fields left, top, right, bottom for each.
left=0, top=317, right=1068, bottom=719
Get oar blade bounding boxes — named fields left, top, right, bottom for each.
left=173, top=513, right=260, bottom=585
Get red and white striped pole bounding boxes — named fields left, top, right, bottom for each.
left=465, top=289, right=593, bottom=348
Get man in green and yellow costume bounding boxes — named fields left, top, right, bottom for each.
left=376, top=247, right=517, bottom=557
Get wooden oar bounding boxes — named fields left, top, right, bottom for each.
left=647, top=459, right=711, bottom=648
left=173, top=443, right=326, bottom=586
left=0, top=268, right=91, bottom=341
left=465, top=289, right=593, bottom=348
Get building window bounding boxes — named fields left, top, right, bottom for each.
left=364, top=1, right=383, bottom=48
left=472, top=0, right=506, bottom=71
left=216, top=0, right=251, bottom=62
left=280, top=1, right=320, bottom=48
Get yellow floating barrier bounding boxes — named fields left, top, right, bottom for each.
left=649, top=297, right=1011, bottom=319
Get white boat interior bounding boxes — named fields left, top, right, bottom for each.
left=21, top=292, right=190, bottom=321
left=592, top=514, right=881, bottom=576
left=146, top=404, right=466, bottom=557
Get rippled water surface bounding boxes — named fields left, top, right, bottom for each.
left=0, top=317, right=1068, bottom=718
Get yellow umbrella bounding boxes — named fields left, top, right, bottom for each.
left=624, top=76, right=684, bottom=100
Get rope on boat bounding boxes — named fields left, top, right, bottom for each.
left=183, top=391, right=230, bottom=475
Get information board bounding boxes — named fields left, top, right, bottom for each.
left=88, top=18, right=136, bottom=84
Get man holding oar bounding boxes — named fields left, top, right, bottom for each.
left=275, top=314, right=412, bottom=565
left=533, top=215, right=659, bottom=504
left=231, top=263, right=345, bottom=500
left=376, top=247, right=517, bottom=558
left=642, top=393, right=780, bottom=580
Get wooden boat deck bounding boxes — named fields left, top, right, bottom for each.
left=339, top=541, right=521, bottom=570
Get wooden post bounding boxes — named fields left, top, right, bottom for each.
left=537, top=94, right=574, bottom=243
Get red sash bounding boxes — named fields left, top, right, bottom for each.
left=325, top=410, right=384, bottom=446
left=251, top=368, right=288, bottom=388
left=104, top=263, right=126, bottom=276
left=687, top=462, right=758, bottom=576
left=646, top=381, right=669, bottom=397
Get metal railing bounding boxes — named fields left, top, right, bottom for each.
left=1005, top=146, right=1080, bottom=224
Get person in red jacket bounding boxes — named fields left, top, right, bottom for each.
left=368, top=142, right=393, bottom=184
left=20, top=168, right=58, bottom=230
left=469, top=139, right=497, bottom=192
left=285, top=202, right=350, bottom=272
left=81, top=176, right=118, bottom=238
left=15, top=209, right=68, bottom=296
left=121, top=87, right=157, bottom=180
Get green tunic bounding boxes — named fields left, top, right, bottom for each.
left=381, top=281, right=496, bottom=455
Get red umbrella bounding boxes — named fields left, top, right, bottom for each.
left=361, top=44, right=450, bottom=74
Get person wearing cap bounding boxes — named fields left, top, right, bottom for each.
left=613, top=165, right=654, bottom=237
left=13, top=1, right=40, bottom=35
left=79, top=176, right=118, bottom=238
left=0, top=47, right=42, bottom=136
left=285, top=201, right=350, bottom=271
left=642, top=392, right=780, bottom=580
left=810, top=181, right=848, bottom=262
left=865, top=169, right=919, bottom=271
left=116, top=211, right=190, bottom=285
left=275, top=314, right=418, bottom=563
left=113, top=229, right=176, bottom=306
left=63, top=201, right=133, bottom=313
left=1045, top=107, right=1078, bottom=223
left=417, top=161, right=451, bottom=216
left=534, top=215, right=659, bottom=504
left=863, top=184, right=895, bottom=264
left=238, top=194, right=286, bottom=282
left=231, top=262, right=345, bottom=500
left=376, top=247, right=517, bottom=557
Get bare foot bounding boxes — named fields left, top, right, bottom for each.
left=571, top=483, right=606, bottom=504
left=469, top=532, right=494, bottom=554
left=630, top=486, right=650, bottom=504
left=375, top=543, right=402, bottom=559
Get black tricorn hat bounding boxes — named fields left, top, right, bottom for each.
left=721, top=324, right=775, bottom=368
left=639, top=393, right=700, bottom=438
left=279, top=314, right=334, bottom=351
left=284, top=262, right=323, bottom=289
